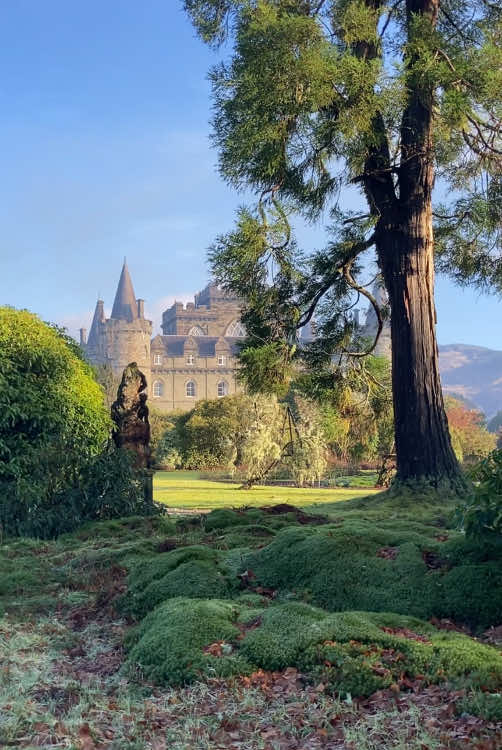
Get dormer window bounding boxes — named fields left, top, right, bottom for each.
left=153, top=354, right=162, bottom=365
left=186, top=354, right=195, bottom=365
left=217, top=355, right=226, bottom=366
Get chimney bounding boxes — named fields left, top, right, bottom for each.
left=96, top=299, right=105, bottom=322
left=80, top=328, right=87, bottom=346
left=137, top=299, right=145, bottom=319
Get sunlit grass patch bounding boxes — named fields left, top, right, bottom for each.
left=153, top=470, right=378, bottom=510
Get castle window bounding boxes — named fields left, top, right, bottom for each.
left=153, top=380, right=164, bottom=398
left=188, top=326, right=205, bottom=336
left=226, top=320, right=246, bottom=338
left=217, top=355, right=226, bottom=366
left=186, top=354, right=195, bottom=366
left=186, top=380, right=196, bottom=398
left=217, top=381, right=229, bottom=397
left=153, top=354, right=162, bottom=365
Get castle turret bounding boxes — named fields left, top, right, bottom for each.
left=85, top=262, right=152, bottom=392
left=361, top=279, right=392, bottom=360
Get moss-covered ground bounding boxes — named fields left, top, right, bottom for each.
left=1, top=490, right=502, bottom=748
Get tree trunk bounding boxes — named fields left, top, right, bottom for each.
left=378, top=219, right=462, bottom=489
left=366, top=0, right=463, bottom=490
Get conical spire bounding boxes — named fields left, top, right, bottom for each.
left=111, top=261, right=138, bottom=322
left=87, top=298, right=105, bottom=351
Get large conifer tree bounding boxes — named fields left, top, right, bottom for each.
left=184, top=0, right=502, bottom=490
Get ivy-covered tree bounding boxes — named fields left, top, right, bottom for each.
left=184, top=0, right=502, bottom=491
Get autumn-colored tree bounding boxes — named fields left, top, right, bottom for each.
left=445, top=397, right=496, bottom=463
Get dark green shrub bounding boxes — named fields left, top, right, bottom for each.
left=1, top=443, right=156, bottom=539
left=0, top=308, right=155, bottom=538
left=459, top=450, right=502, bottom=538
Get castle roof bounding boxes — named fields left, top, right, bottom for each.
left=152, top=335, right=241, bottom=357
left=87, top=299, right=105, bottom=351
left=111, top=261, right=138, bottom=322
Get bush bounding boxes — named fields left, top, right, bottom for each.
left=0, top=309, right=112, bottom=536
left=0, top=309, right=156, bottom=538
left=459, top=450, right=502, bottom=538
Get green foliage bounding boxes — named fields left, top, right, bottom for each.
left=458, top=450, right=502, bottom=539
left=0, top=308, right=113, bottom=536
left=458, top=691, right=502, bottom=721
left=294, top=356, right=393, bottom=464
left=162, top=393, right=286, bottom=480
left=283, top=396, right=327, bottom=486
left=92, top=362, right=121, bottom=409
left=149, top=410, right=179, bottom=468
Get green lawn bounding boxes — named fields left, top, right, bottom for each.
left=153, top=470, right=377, bottom=510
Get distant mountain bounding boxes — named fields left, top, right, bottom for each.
left=439, top=344, right=502, bottom=417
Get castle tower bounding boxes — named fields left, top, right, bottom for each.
left=361, top=279, right=392, bottom=360
left=84, top=262, right=152, bottom=392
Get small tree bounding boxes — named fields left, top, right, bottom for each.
left=284, top=397, right=327, bottom=486
left=445, top=396, right=496, bottom=464
left=239, top=395, right=283, bottom=485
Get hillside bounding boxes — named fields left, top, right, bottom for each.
left=439, top=344, right=502, bottom=417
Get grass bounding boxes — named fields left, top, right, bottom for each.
left=153, top=470, right=378, bottom=510
left=2, top=482, right=502, bottom=748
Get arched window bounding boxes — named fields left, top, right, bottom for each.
left=186, top=380, right=196, bottom=398
left=225, top=319, right=246, bottom=338
left=217, top=381, right=229, bottom=397
left=153, top=380, right=164, bottom=398
left=188, top=326, right=205, bottom=336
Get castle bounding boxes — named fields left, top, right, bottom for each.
left=80, top=262, right=245, bottom=413
left=80, top=262, right=391, bottom=413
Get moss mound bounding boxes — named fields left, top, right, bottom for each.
left=122, top=545, right=235, bottom=617
left=125, top=598, right=252, bottom=685
left=124, top=598, right=502, bottom=693
left=204, top=508, right=265, bottom=531
left=243, top=524, right=502, bottom=629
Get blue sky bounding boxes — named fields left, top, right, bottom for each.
left=0, top=0, right=500, bottom=348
